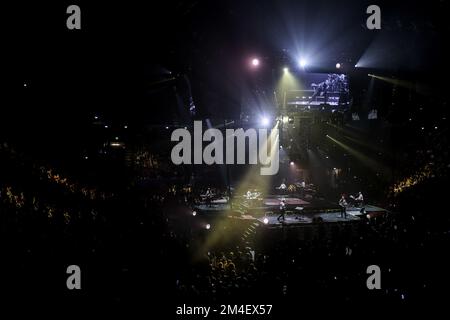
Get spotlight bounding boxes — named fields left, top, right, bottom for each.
left=205, top=223, right=211, bottom=230
left=251, top=58, right=260, bottom=67
left=336, top=63, right=341, bottom=69
left=299, top=58, right=307, bottom=68
left=283, top=67, right=289, bottom=73
left=263, top=217, right=269, bottom=224
left=260, top=116, right=270, bottom=126
left=192, top=211, right=197, bottom=216
left=354, top=64, right=358, bottom=68
left=290, top=161, right=294, bottom=166
left=110, top=142, right=122, bottom=147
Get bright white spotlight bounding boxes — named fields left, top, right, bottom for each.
left=192, top=211, right=197, bottom=216
left=263, top=217, right=269, bottom=224
left=110, top=142, right=123, bottom=147
left=336, top=63, right=341, bottom=69
left=290, top=161, right=295, bottom=166
left=260, top=116, right=270, bottom=126
left=283, top=67, right=289, bottom=73
left=205, top=223, right=211, bottom=230
left=251, top=58, right=260, bottom=67
left=299, top=58, right=307, bottom=68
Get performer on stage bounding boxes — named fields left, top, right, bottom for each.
left=339, top=195, right=348, bottom=219
left=299, top=180, right=306, bottom=198
left=350, top=191, right=364, bottom=207
left=277, top=199, right=286, bottom=223
left=276, top=182, right=287, bottom=195
left=205, top=188, right=214, bottom=207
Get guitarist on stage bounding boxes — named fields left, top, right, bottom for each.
left=277, top=199, right=286, bottom=223
left=339, top=194, right=348, bottom=219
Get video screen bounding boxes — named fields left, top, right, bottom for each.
left=286, top=73, right=349, bottom=107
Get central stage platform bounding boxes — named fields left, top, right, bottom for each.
left=256, top=211, right=360, bottom=225
left=193, top=194, right=389, bottom=226
left=263, top=197, right=310, bottom=206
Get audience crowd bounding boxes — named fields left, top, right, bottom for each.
left=1, top=137, right=449, bottom=309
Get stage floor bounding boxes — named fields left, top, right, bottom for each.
left=264, top=197, right=310, bottom=206
left=194, top=195, right=389, bottom=226
left=254, top=204, right=389, bottom=226
left=256, top=210, right=360, bottom=225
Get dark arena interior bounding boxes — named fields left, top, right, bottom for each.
left=2, top=0, right=450, bottom=317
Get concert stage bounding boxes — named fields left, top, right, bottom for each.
left=264, top=197, right=310, bottom=206
left=347, top=204, right=390, bottom=218
left=240, top=194, right=342, bottom=217
left=194, top=193, right=389, bottom=227
left=256, top=210, right=360, bottom=226
left=194, top=195, right=325, bottom=215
